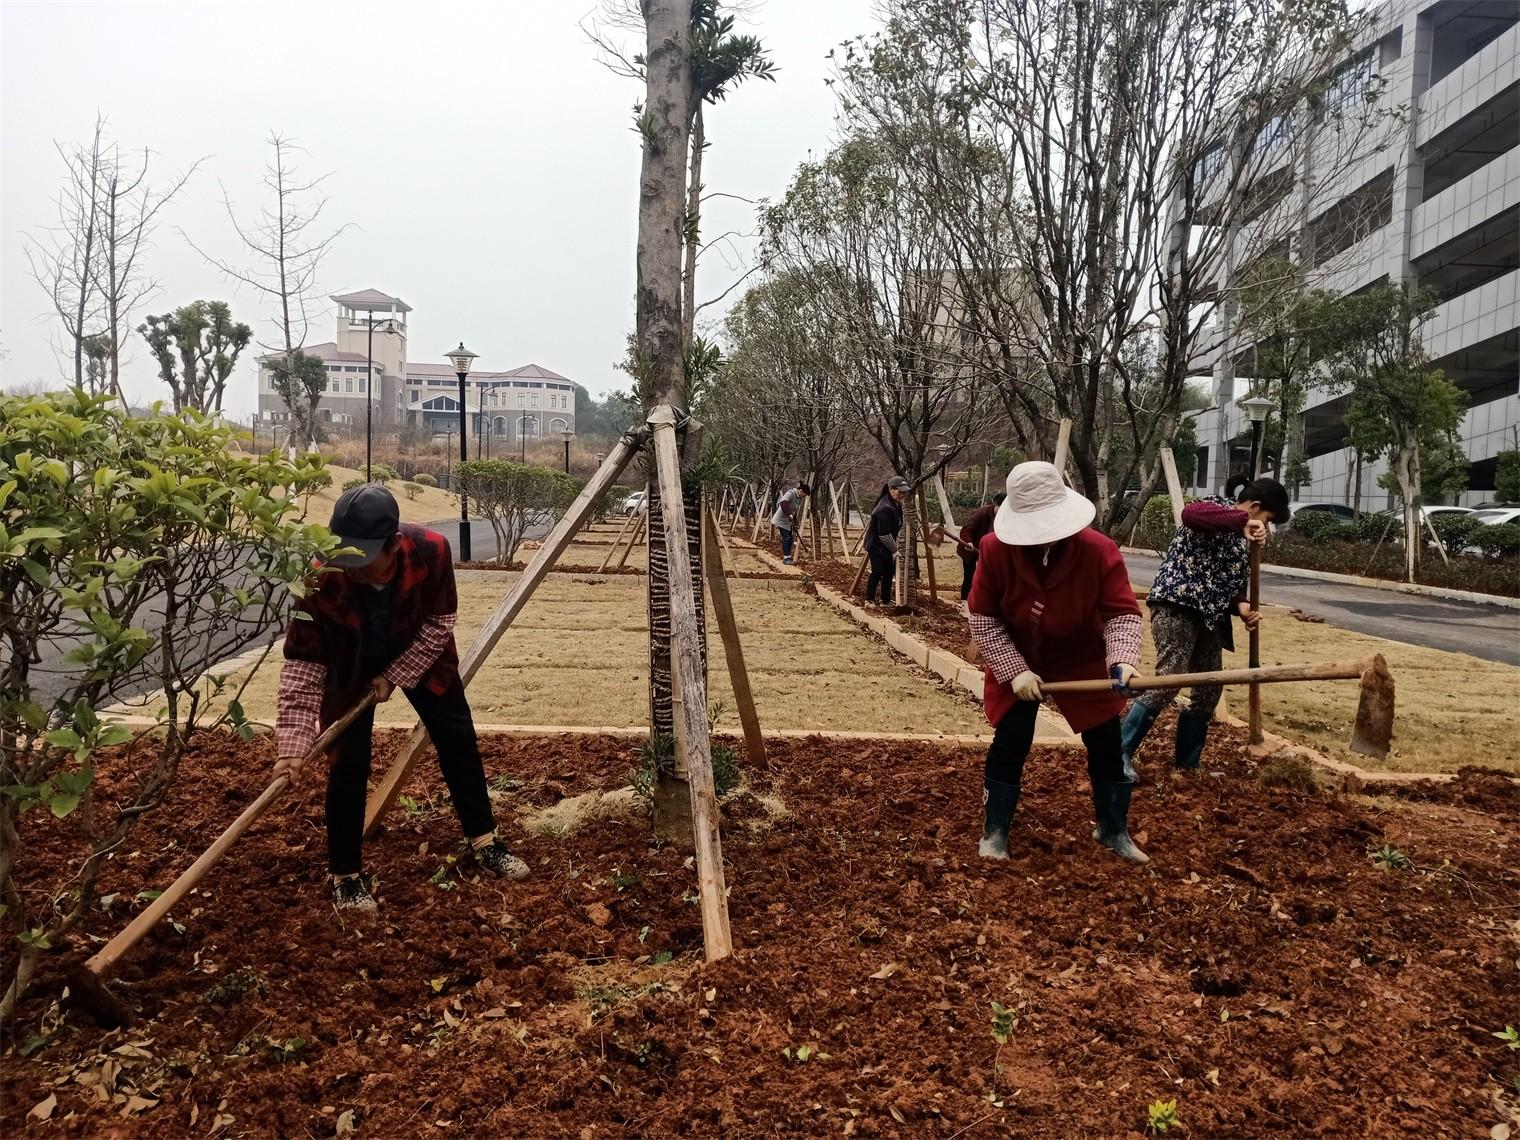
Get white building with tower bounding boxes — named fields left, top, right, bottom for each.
left=255, top=288, right=577, bottom=444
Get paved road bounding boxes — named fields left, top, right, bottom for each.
left=1124, top=552, right=1520, bottom=666
left=426, top=517, right=555, bottom=563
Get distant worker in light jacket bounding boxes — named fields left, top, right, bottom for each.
left=771, top=480, right=811, bottom=565
left=864, top=476, right=910, bottom=604
left=1119, top=474, right=1289, bottom=775
left=968, top=463, right=1148, bottom=865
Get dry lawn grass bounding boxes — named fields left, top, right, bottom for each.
left=297, top=464, right=458, bottom=525
left=1136, top=601, right=1519, bottom=774
left=154, top=574, right=987, bottom=737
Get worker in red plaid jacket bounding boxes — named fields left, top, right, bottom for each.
left=274, top=484, right=528, bottom=912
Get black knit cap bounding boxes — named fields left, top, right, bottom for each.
left=329, top=484, right=400, bottom=568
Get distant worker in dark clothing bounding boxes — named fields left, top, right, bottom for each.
left=864, top=476, right=910, bottom=604
left=771, top=481, right=811, bottom=565
left=938, top=493, right=1006, bottom=601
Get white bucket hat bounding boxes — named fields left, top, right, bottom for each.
left=992, top=461, right=1096, bottom=546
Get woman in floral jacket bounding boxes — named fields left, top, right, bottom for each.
left=1120, top=475, right=1290, bottom=773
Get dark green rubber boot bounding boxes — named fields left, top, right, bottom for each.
left=979, top=779, right=1021, bottom=861
left=1091, top=781, right=1150, bottom=865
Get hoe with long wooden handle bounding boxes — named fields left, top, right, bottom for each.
left=1040, top=655, right=1395, bottom=759
left=68, top=693, right=378, bottom=1028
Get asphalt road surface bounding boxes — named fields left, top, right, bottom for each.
left=1123, top=552, right=1520, bottom=666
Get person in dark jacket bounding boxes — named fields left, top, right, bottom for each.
left=1119, top=475, right=1290, bottom=775
left=274, top=485, right=528, bottom=913
left=864, top=476, right=909, bottom=604
left=940, top=493, right=1005, bottom=600
left=968, top=462, right=1147, bottom=865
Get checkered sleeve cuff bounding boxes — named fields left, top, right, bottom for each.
left=276, top=658, right=327, bottom=757
left=968, top=612, right=1030, bottom=684
left=383, top=612, right=456, bottom=690
left=1103, top=612, right=1143, bottom=669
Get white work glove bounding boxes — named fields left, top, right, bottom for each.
left=1010, top=670, right=1043, bottom=702
left=1110, top=662, right=1140, bottom=695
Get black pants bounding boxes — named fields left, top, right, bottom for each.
left=326, top=678, right=496, bottom=875
left=984, top=701, right=1125, bottom=787
left=866, top=549, right=896, bottom=603
left=960, top=558, right=976, bottom=601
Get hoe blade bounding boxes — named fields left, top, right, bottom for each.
left=1349, top=653, right=1395, bottom=760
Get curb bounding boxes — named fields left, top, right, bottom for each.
left=1209, top=708, right=1457, bottom=786
left=1121, top=546, right=1520, bottom=609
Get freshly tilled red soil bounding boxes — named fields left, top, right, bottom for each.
left=2, top=721, right=1515, bottom=1137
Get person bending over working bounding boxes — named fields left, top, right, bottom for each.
left=1119, top=474, right=1289, bottom=775
left=771, top=480, right=811, bottom=565
left=968, top=462, right=1148, bottom=865
left=864, top=476, right=910, bottom=604
left=937, top=492, right=1005, bottom=601
left=274, top=484, right=529, bottom=912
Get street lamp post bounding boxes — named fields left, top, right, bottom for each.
left=1239, top=393, right=1276, bottom=481
left=447, top=342, right=478, bottom=562
left=520, top=415, right=529, bottom=464
left=364, top=309, right=376, bottom=482
left=561, top=429, right=575, bottom=473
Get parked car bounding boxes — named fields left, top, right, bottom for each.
left=620, top=490, right=646, bottom=516
left=1473, top=507, right=1520, bottom=527
left=1376, top=505, right=1475, bottom=523
left=1287, top=501, right=1356, bottom=524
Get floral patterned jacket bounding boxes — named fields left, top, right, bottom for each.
left=1147, top=497, right=1251, bottom=633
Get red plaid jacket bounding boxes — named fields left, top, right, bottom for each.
left=275, top=523, right=459, bottom=756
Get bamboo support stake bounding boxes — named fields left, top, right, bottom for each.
left=849, top=551, right=871, bottom=595
left=614, top=510, right=648, bottom=571
left=1159, top=446, right=1185, bottom=528
left=650, top=408, right=732, bottom=961
left=703, top=505, right=766, bottom=769
left=751, top=489, right=773, bottom=545
left=364, top=431, right=644, bottom=835
left=600, top=505, right=639, bottom=571
left=829, top=481, right=850, bottom=560
left=1053, top=418, right=1072, bottom=484
left=731, top=485, right=753, bottom=536
left=934, top=473, right=957, bottom=531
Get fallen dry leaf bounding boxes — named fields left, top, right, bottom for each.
left=868, top=962, right=903, bottom=981
left=123, top=1095, right=159, bottom=1115
left=585, top=903, right=612, bottom=928
left=888, top=1105, right=906, bottom=1124
left=336, top=1108, right=357, bottom=1137
left=29, top=1093, right=58, bottom=1121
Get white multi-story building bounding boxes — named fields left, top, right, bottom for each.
left=1187, top=0, right=1518, bottom=506
left=255, top=288, right=577, bottom=443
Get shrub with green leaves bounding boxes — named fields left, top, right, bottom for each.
left=1134, top=494, right=1187, bottom=552
left=1471, top=522, right=1520, bottom=560
left=458, top=460, right=583, bottom=564
left=1350, top=512, right=1399, bottom=545
left=1428, top=512, right=1480, bottom=552
left=0, top=389, right=339, bottom=1018
left=1288, top=511, right=1350, bottom=542
left=341, top=476, right=366, bottom=492
left=402, top=481, right=423, bottom=501
left=413, top=472, right=438, bottom=488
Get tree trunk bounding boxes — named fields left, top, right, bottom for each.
left=681, top=105, right=704, bottom=350
left=897, top=493, right=919, bottom=606
left=636, top=0, right=696, bottom=841
left=1396, top=436, right=1420, bottom=584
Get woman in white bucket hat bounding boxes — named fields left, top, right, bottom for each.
left=966, top=461, right=1149, bottom=864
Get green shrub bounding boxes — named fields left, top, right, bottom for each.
left=369, top=463, right=398, bottom=483
left=1429, top=513, right=1480, bottom=551
left=414, top=472, right=438, bottom=488
left=1472, top=522, right=1520, bottom=560
left=1288, top=511, right=1349, bottom=542
left=1133, top=494, right=1186, bottom=552
left=1494, top=449, right=1520, bottom=503
left=402, top=481, right=423, bottom=501
left=1350, top=512, right=1398, bottom=545
left=341, top=477, right=365, bottom=492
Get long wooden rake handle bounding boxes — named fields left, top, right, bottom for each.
left=1040, top=658, right=1373, bottom=694
left=82, top=692, right=377, bottom=976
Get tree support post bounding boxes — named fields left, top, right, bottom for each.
left=364, top=429, right=646, bottom=836
left=650, top=406, right=733, bottom=962
left=1159, top=446, right=1185, bottom=528
left=703, top=504, right=766, bottom=770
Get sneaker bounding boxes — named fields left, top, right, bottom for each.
left=783, top=556, right=794, bottom=565
left=331, top=873, right=377, bottom=912
left=472, top=840, right=530, bottom=880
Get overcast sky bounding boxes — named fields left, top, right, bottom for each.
left=0, top=0, right=876, bottom=416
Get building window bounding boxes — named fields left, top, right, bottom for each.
left=1318, top=50, right=1374, bottom=119
left=345, top=378, right=354, bottom=393
left=359, top=378, right=368, bottom=394
left=1192, top=145, right=1225, bottom=191
left=529, top=394, right=539, bottom=408
left=1249, top=113, right=1293, bottom=159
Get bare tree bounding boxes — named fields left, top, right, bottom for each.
left=188, top=134, right=345, bottom=449
left=24, top=118, right=107, bottom=393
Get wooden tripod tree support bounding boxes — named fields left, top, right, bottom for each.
left=702, top=504, right=766, bottom=770
left=1053, top=417, right=1073, bottom=483
left=364, top=429, right=647, bottom=837
left=933, top=472, right=957, bottom=531
left=730, top=484, right=754, bottom=536
left=600, top=504, right=640, bottom=571
left=917, top=489, right=939, bottom=602
left=613, top=510, right=649, bottom=571
left=1159, top=446, right=1185, bottom=528
left=649, top=406, right=733, bottom=961
left=751, top=488, right=773, bottom=545
left=1248, top=544, right=1264, bottom=746
left=829, top=481, right=851, bottom=560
